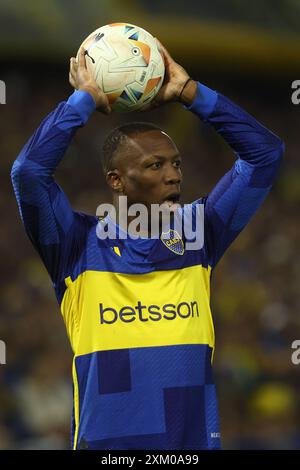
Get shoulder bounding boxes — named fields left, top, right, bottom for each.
left=73, top=211, right=98, bottom=233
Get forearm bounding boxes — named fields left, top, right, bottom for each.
left=185, top=82, right=284, bottom=172
left=11, top=90, right=96, bottom=185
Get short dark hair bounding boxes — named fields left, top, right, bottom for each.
left=101, top=122, right=163, bottom=174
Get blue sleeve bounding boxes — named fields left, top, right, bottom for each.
left=11, top=90, right=96, bottom=283
left=185, top=82, right=284, bottom=269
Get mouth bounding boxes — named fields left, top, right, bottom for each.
left=161, top=193, right=181, bottom=210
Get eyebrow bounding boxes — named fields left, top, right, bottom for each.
left=150, top=153, right=181, bottom=159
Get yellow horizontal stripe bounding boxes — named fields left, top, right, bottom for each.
left=61, top=265, right=214, bottom=358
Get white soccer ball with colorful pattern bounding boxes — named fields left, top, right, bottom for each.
left=78, top=23, right=165, bottom=112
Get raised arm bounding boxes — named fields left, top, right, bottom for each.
left=146, top=40, right=284, bottom=269
left=185, top=83, right=284, bottom=268
left=11, top=48, right=110, bottom=284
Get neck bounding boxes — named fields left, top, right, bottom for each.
left=111, top=195, right=163, bottom=238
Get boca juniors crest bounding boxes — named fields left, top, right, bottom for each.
left=160, top=229, right=184, bottom=255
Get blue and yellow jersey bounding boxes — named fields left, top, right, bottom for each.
left=11, top=83, right=284, bottom=450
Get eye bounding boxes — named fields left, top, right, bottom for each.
left=132, top=47, right=141, bottom=56
left=173, top=160, right=181, bottom=168
left=149, top=162, right=161, bottom=169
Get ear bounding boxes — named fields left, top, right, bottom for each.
left=106, top=169, right=124, bottom=193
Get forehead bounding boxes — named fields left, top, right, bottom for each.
left=128, top=130, right=178, bottom=159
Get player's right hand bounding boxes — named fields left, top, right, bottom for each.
left=69, top=47, right=111, bottom=115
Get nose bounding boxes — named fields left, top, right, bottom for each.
left=164, top=164, right=182, bottom=185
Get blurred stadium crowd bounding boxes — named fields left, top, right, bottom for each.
left=1, top=0, right=300, bottom=450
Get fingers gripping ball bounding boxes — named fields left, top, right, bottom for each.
left=77, top=23, right=165, bottom=112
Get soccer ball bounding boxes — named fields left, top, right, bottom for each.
left=77, top=23, right=165, bottom=112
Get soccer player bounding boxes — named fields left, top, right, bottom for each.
left=11, top=44, right=284, bottom=450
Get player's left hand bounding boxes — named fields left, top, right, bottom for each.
left=140, top=39, right=197, bottom=111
